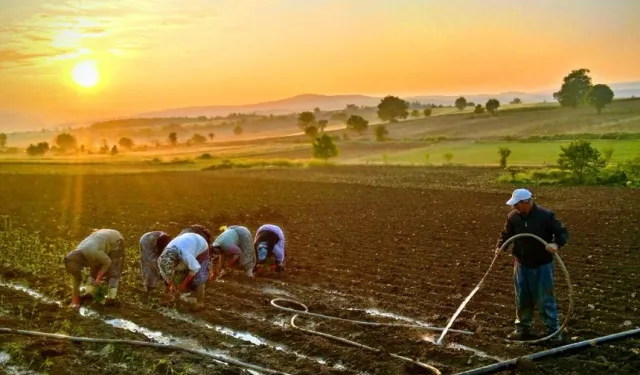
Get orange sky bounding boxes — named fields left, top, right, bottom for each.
left=1, top=0, right=639, bottom=128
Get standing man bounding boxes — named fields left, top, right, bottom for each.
left=495, top=189, right=569, bottom=343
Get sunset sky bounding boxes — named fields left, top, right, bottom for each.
left=1, top=0, right=639, bottom=129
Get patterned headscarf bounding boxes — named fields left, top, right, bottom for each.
left=157, top=246, right=181, bottom=284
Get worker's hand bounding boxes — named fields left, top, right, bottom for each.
left=546, top=243, right=559, bottom=253
left=93, top=272, right=104, bottom=286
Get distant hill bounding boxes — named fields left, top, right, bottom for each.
left=136, top=81, right=640, bottom=118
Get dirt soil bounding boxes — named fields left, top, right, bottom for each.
left=0, top=166, right=639, bottom=374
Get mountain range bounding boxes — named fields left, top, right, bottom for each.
left=136, top=81, right=640, bottom=118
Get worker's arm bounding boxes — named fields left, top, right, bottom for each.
left=496, top=212, right=515, bottom=252
left=178, top=254, right=201, bottom=292
left=549, top=212, right=569, bottom=249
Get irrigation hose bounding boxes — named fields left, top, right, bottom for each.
left=437, top=233, right=574, bottom=345
left=0, top=327, right=291, bottom=375
left=271, top=299, right=443, bottom=375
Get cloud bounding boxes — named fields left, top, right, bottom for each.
left=0, top=48, right=69, bottom=68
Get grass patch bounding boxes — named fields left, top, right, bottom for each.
left=498, top=164, right=640, bottom=187
left=202, top=158, right=310, bottom=170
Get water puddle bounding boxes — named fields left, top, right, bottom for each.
left=160, top=308, right=344, bottom=370
left=261, top=286, right=293, bottom=297
left=422, top=335, right=502, bottom=361
left=0, top=351, right=43, bottom=375
left=347, top=307, right=434, bottom=328
left=0, top=282, right=268, bottom=373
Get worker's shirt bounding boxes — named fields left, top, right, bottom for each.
left=165, top=233, right=209, bottom=276
left=76, top=229, right=124, bottom=269
left=497, top=204, right=569, bottom=268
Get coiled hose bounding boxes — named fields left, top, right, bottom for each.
left=0, top=327, right=291, bottom=375
left=271, top=298, right=450, bottom=375
left=437, top=233, right=573, bottom=345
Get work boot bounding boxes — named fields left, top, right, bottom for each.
left=548, top=332, right=564, bottom=345
left=507, top=329, right=531, bottom=341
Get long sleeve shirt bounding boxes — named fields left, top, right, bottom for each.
left=497, top=204, right=569, bottom=268
left=160, top=233, right=209, bottom=281
left=254, top=224, right=285, bottom=265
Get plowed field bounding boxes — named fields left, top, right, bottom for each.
left=1, top=166, right=638, bottom=374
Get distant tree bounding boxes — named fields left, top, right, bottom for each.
left=411, top=109, right=421, bottom=118
left=601, top=147, right=614, bottom=166
left=297, top=111, right=316, bottom=130
left=486, top=99, right=500, bottom=115
left=557, top=140, right=606, bottom=183
left=314, top=107, right=321, bottom=116
left=342, top=132, right=350, bottom=141
left=374, top=124, right=389, bottom=142
left=511, top=98, right=522, bottom=104
left=345, top=104, right=359, bottom=112
left=169, top=132, right=178, bottom=146
left=467, top=102, right=475, bottom=107
left=377, top=95, right=409, bottom=122
left=111, top=145, right=118, bottom=155
left=423, top=108, right=432, bottom=117
left=312, top=133, right=338, bottom=163
left=99, top=139, right=109, bottom=154
left=80, top=145, right=85, bottom=152
left=444, top=152, right=454, bottom=164
left=474, top=104, right=485, bottom=114
left=317, top=120, right=328, bottom=132
left=553, top=68, right=593, bottom=108
left=0, top=133, right=6, bottom=148
left=346, top=115, right=369, bottom=135
left=233, top=124, right=243, bottom=136
left=191, top=133, right=207, bottom=144
left=55, top=133, right=77, bottom=151
left=330, top=112, right=348, bottom=122
left=118, top=137, right=134, bottom=150
left=304, top=125, right=319, bottom=138
left=455, top=97, right=467, bottom=111
left=208, top=132, right=215, bottom=140
left=26, top=142, right=49, bottom=156
left=498, top=147, right=512, bottom=168
left=587, top=84, right=615, bottom=114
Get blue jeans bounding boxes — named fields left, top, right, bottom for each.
left=514, top=261, right=559, bottom=333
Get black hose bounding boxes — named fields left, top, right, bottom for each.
left=452, top=327, right=640, bottom=375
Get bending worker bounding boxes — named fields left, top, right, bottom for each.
left=157, top=232, right=210, bottom=309
left=139, top=230, right=174, bottom=292
left=254, top=224, right=285, bottom=274
left=495, top=188, right=569, bottom=343
left=212, top=225, right=255, bottom=277
left=64, top=229, right=125, bottom=309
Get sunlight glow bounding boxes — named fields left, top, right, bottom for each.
left=71, top=60, right=100, bottom=88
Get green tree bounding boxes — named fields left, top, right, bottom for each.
left=118, top=137, right=134, bottom=150
left=455, top=97, right=467, bottom=111
left=587, top=84, right=614, bottom=114
left=374, top=124, right=389, bottom=142
left=297, top=111, right=316, bottom=130
left=474, top=104, right=485, bottom=114
left=26, top=142, right=49, bottom=156
left=56, top=133, right=77, bottom=151
left=498, top=147, right=512, bottom=168
left=191, top=133, right=207, bottom=144
left=233, top=124, right=243, bottom=136
left=312, top=133, right=338, bottom=163
left=557, top=140, right=606, bottom=183
left=169, top=132, right=178, bottom=146
left=486, top=99, right=500, bottom=116
left=0, top=133, right=6, bottom=148
left=553, top=68, right=593, bottom=108
left=423, top=108, right=432, bottom=117
left=317, top=119, right=328, bottom=132
left=511, top=98, right=522, bottom=104
left=444, top=152, right=454, bottom=164
left=601, top=147, right=614, bottom=166
left=304, top=125, right=319, bottom=138
left=346, top=115, right=369, bottom=135
left=411, top=109, right=420, bottom=118
left=377, top=95, right=409, bottom=122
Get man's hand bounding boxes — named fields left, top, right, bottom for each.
left=546, top=243, right=559, bottom=253
left=93, top=271, right=105, bottom=286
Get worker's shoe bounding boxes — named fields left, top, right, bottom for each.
left=507, top=329, right=531, bottom=341
left=548, top=333, right=564, bottom=345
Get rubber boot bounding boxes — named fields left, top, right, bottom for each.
left=103, top=288, right=120, bottom=306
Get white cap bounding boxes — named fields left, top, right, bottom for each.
left=506, top=188, right=532, bottom=206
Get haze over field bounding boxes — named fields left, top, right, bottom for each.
left=1, top=0, right=640, bottom=131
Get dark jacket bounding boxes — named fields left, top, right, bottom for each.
left=497, top=204, right=569, bottom=268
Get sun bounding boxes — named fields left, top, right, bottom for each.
left=71, top=60, right=100, bottom=88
